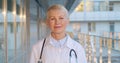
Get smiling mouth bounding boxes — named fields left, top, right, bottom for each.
left=54, top=26, right=62, bottom=28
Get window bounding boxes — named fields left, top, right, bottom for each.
left=88, top=23, right=91, bottom=31
left=100, top=2, right=107, bottom=11
left=10, top=23, right=19, bottom=33
left=109, top=22, right=115, bottom=48
left=94, top=2, right=100, bottom=11
left=10, top=23, right=13, bottom=33
left=93, top=1, right=114, bottom=11
left=109, top=3, right=114, bottom=11
left=75, top=1, right=94, bottom=12
left=88, top=22, right=96, bottom=32
left=109, top=22, right=114, bottom=32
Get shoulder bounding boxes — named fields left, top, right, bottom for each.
left=32, top=38, right=45, bottom=53
left=67, top=35, right=84, bottom=50
left=70, top=39, right=87, bottom=63
left=71, top=39, right=84, bottom=51
left=70, top=39, right=86, bottom=58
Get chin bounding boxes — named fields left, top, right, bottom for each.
left=53, top=31, right=64, bottom=34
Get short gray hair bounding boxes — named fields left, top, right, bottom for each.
left=46, top=4, right=69, bottom=19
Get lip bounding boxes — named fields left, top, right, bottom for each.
left=54, top=25, right=62, bottom=28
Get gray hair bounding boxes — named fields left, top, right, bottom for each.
left=46, top=4, right=69, bottom=19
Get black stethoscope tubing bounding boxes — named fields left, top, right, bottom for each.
left=69, top=49, right=77, bottom=58
left=69, top=49, right=78, bottom=63
left=38, top=38, right=78, bottom=63
left=38, top=38, right=46, bottom=63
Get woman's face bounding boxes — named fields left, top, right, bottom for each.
left=46, top=9, right=69, bottom=34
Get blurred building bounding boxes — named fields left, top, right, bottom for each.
left=69, top=0, right=120, bottom=36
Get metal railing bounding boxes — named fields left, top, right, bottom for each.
left=78, top=33, right=120, bottom=63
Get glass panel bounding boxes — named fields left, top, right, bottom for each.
left=0, top=0, right=4, bottom=62
left=7, top=0, right=15, bottom=62
left=2, top=0, right=9, bottom=63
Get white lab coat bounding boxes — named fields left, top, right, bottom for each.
left=30, top=35, right=87, bottom=63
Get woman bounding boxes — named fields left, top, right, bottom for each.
left=30, top=4, right=87, bottom=63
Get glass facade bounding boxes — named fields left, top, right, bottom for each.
left=75, top=0, right=119, bottom=12
left=0, top=0, right=30, bottom=63
left=0, top=0, right=120, bottom=63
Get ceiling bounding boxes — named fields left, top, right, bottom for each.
left=0, top=0, right=20, bottom=14
left=35, top=0, right=81, bottom=13
left=0, top=0, right=81, bottom=21
left=30, top=0, right=81, bottom=21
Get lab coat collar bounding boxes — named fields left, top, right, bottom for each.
left=46, top=34, right=75, bottom=49
left=66, top=34, right=75, bottom=49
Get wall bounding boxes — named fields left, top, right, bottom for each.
left=70, top=11, right=120, bottom=21
left=0, top=23, right=22, bottom=49
left=72, top=22, right=110, bottom=35
left=115, top=21, right=120, bottom=32
left=96, top=22, right=109, bottom=35
left=80, top=22, right=88, bottom=34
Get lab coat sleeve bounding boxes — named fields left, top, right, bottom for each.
left=30, top=46, right=36, bottom=63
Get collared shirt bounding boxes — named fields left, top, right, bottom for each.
left=49, top=34, right=67, bottom=48
left=30, top=34, right=87, bottom=63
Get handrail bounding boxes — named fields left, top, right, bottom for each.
left=79, top=33, right=120, bottom=40
left=77, top=33, right=120, bottom=63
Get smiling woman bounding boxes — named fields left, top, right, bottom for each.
left=30, top=4, right=87, bottom=63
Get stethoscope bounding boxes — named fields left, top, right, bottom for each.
left=69, top=49, right=78, bottom=63
left=38, top=38, right=78, bottom=63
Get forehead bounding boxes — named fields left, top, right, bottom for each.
left=47, top=9, right=67, bottom=17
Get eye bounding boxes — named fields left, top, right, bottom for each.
left=59, top=17, right=64, bottom=20
left=50, top=18, right=54, bottom=20
left=49, top=18, right=55, bottom=21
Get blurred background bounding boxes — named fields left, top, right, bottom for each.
left=0, top=0, right=120, bottom=63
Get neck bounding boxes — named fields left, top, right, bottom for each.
left=51, top=32, right=66, bottom=40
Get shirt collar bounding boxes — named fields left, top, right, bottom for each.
left=49, top=34, right=67, bottom=48
left=46, top=34, right=74, bottom=49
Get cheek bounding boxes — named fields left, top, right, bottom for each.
left=63, top=21, right=69, bottom=27
left=49, top=23, right=54, bottom=29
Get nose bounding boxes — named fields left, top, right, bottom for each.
left=55, top=18, right=61, bottom=24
